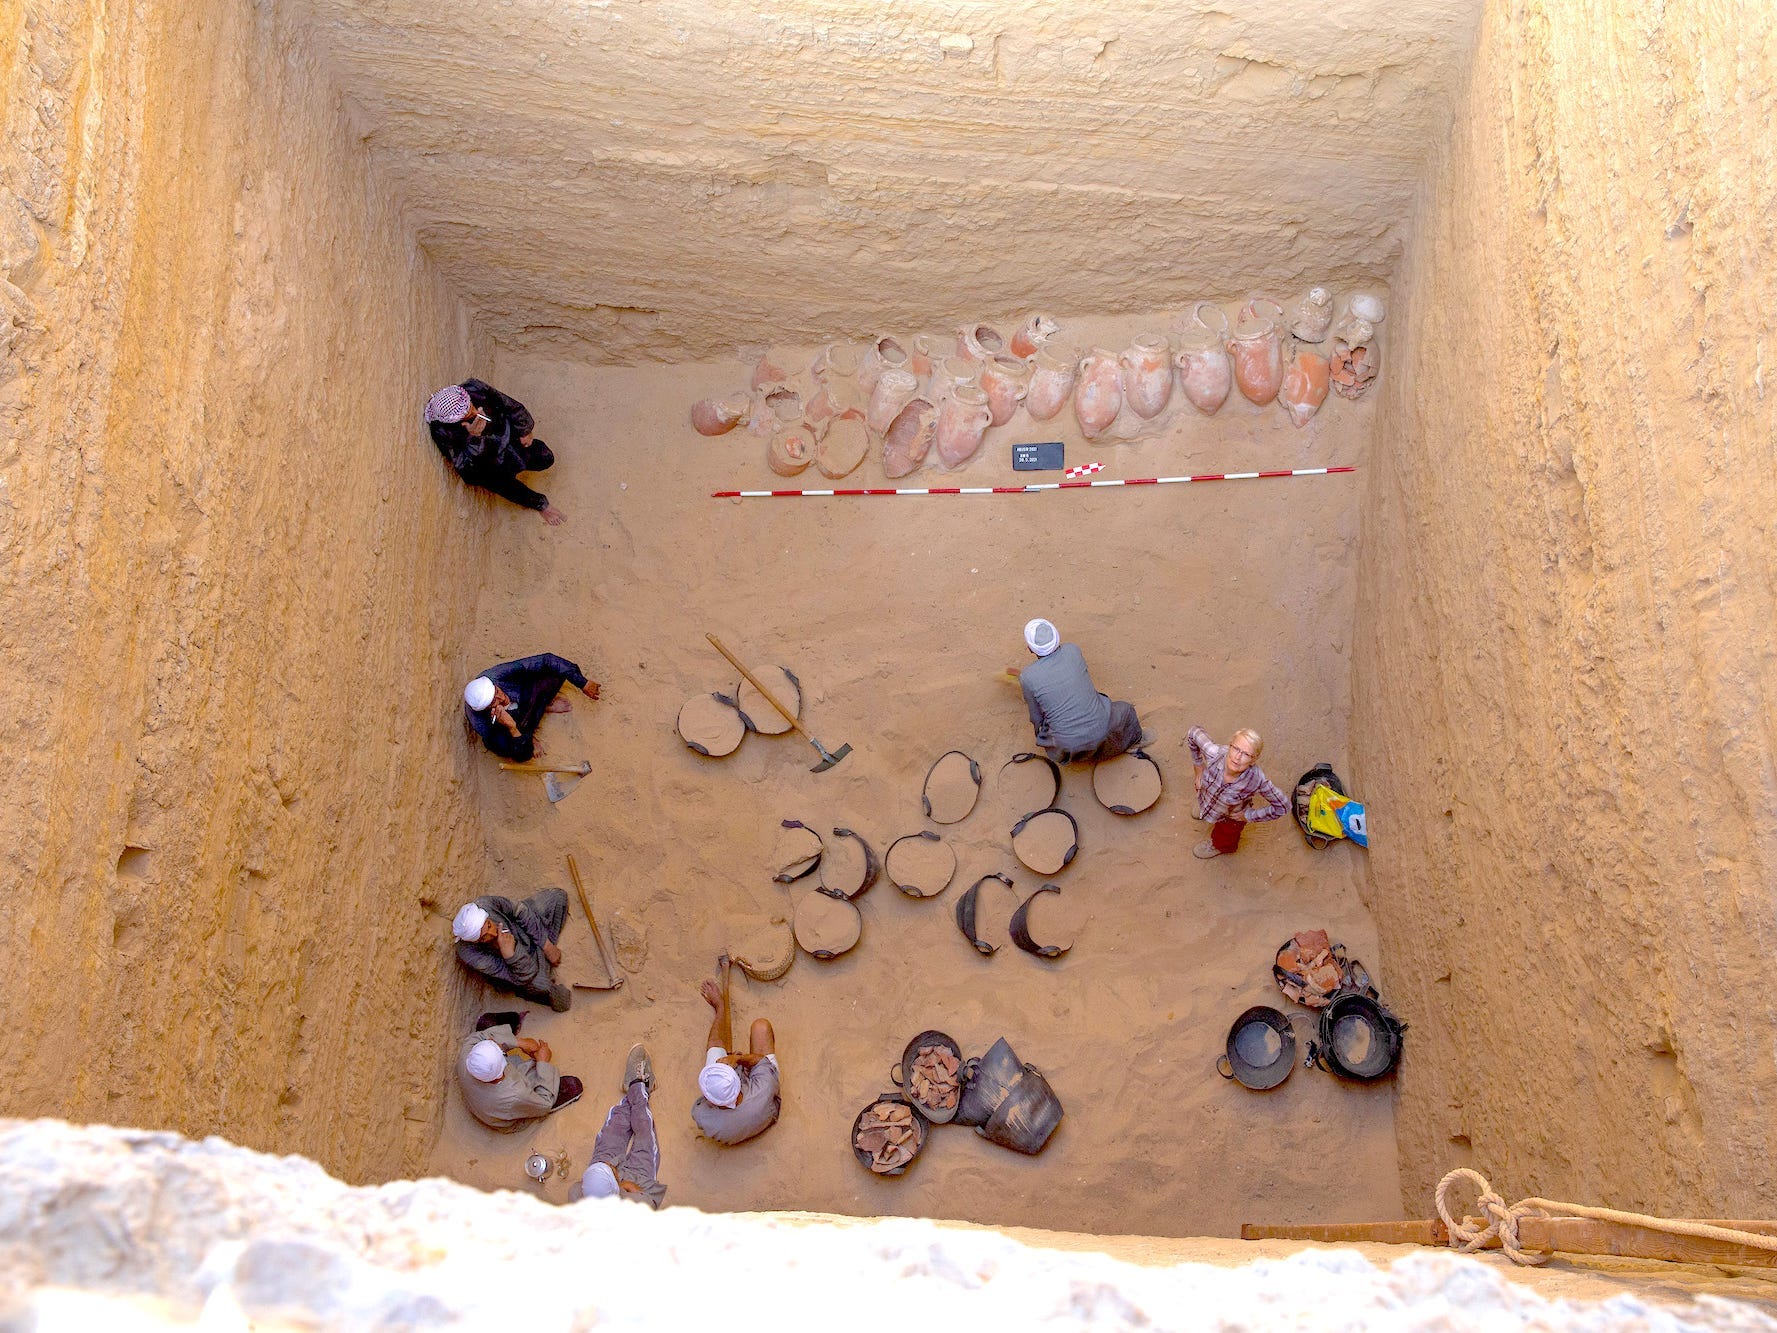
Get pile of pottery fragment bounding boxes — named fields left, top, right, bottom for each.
left=689, top=289, right=1386, bottom=481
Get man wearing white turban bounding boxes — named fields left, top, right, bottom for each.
left=576, top=1044, right=666, bottom=1209
left=457, top=1011, right=583, bottom=1131
left=463, top=652, right=601, bottom=763
left=1011, top=618, right=1150, bottom=764
left=452, top=888, right=575, bottom=1011
left=690, top=957, right=781, bottom=1146
left=425, top=378, right=566, bottom=526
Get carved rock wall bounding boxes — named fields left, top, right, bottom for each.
left=1351, top=0, right=1777, bottom=1215
left=0, top=0, right=493, bottom=1181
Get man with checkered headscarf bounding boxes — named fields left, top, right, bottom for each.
left=425, top=379, right=565, bottom=525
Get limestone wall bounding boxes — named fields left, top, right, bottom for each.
left=1351, top=0, right=1777, bottom=1214
left=0, top=0, right=493, bottom=1180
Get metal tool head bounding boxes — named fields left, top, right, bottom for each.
left=808, top=741, right=853, bottom=773
left=543, top=772, right=580, bottom=803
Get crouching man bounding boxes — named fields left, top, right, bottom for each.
left=458, top=1012, right=583, bottom=1131
left=691, top=956, right=781, bottom=1146
left=452, top=891, right=573, bottom=1012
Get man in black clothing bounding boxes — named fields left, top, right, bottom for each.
left=451, top=891, right=575, bottom=1011
left=425, top=379, right=565, bottom=525
left=464, top=652, right=601, bottom=762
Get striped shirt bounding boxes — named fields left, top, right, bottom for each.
left=1187, top=727, right=1288, bottom=824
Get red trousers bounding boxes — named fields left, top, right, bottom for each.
left=1211, top=818, right=1245, bottom=854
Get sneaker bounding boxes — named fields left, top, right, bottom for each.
left=1192, top=841, right=1224, bottom=859
left=1137, top=730, right=1157, bottom=748
left=624, top=1044, right=655, bottom=1095
left=551, top=1075, right=584, bottom=1111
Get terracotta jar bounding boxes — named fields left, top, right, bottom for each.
left=1024, top=349, right=1076, bottom=421
left=690, top=392, right=751, bottom=436
left=1190, top=301, right=1230, bottom=338
left=956, top=323, right=1008, bottom=364
left=1229, top=312, right=1283, bottom=405
left=1074, top=349, right=1123, bottom=439
left=980, top=354, right=1032, bottom=427
left=865, top=367, right=921, bottom=435
left=1174, top=329, right=1231, bottom=416
left=815, top=341, right=861, bottom=383
left=910, top=333, right=950, bottom=379
left=1329, top=312, right=1380, bottom=400
left=750, top=346, right=797, bottom=391
left=1279, top=349, right=1331, bottom=426
left=1010, top=312, right=1058, bottom=359
left=858, top=335, right=908, bottom=396
left=881, top=398, right=938, bottom=479
left=931, top=355, right=981, bottom=404
left=767, top=423, right=815, bottom=476
left=935, top=384, right=992, bottom=468
left=1120, top=333, right=1173, bottom=419
left=1241, top=296, right=1284, bottom=327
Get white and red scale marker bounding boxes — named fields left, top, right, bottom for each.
left=712, top=465, right=1355, bottom=499
left=1063, top=461, right=1105, bottom=479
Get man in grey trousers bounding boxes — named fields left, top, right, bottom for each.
left=1012, top=617, right=1148, bottom=763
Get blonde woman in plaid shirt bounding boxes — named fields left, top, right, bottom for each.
left=1188, top=725, right=1288, bottom=859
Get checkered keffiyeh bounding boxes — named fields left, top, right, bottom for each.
left=1064, top=461, right=1104, bottom=479
left=425, top=384, right=472, bottom=425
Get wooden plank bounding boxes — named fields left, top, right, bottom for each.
left=1517, top=1218, right=1777, bottom=1268
left=1240, top=1220, right=1447, bottom=1246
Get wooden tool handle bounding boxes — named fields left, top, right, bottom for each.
left=499, top=761, right=590, bottom=775
left=705, top=634, right=807, bottom=737
left=566, top=854, right=623, bottom=988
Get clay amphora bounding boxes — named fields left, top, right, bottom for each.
left=858, top=336, right=908, bottom=397
left=956, top=323, right=1008, bottom=365
left=1229, top=313, right=1283, bottom=406
left=1279, top=349, right=1331, bottom=427
left=1009, top=313, right=1059, bottom=359
left=815, top=341, right=861, bottom=383
left=1024, top=348, right=1076, bottom=421
left=1241, top=296, right=1284, bottom=327
left=910, top=334, right=950, bottom=379
left=1190, top=301, right=1230, bottom=338
left=1286, top=287, right=1334, bottom=343
left=1073, top=350, right=1123, bottom=439
left=935, top=384, right=993, bottom=469
left=691, top=392, right=751, bottom=436
left=768, top=423, right=816, bottom=476
left=1120, top=333, right=1173, bottom=419
left=1173, top=329, right=1231, bottom=416
left=803, top=387, right=840, bottom=431
left=751, top=347, right=799, bottom=391
left=881, top=398, right=937, bottom=479
left=1330, top=312, right=1379, bottom=400
left=980, top=354, right=1032, bottom=427
left=931, top=356, right=981, bottom=404
left=865, top=367, right=921, bottom=435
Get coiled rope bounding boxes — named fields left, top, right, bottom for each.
left=1436, top=1167, right=1777, bottom=1267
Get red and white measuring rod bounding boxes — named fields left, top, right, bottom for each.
left=712, top=465, right=1355, bottom=499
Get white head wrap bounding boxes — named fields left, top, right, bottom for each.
left=698, top=1059, right=742, bottom=1109
left=1024, top=618, right=1059, bottom=657
left=465, top=1040, right=506, bottom=1082
left=452, top=902, right=489, bottom=941
left=464, top=676, right=496, bottom=710
left=581, top=1162, right=619, bottom=1199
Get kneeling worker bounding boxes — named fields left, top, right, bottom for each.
left=464, top=652, right=600, bottom=762
left=691, top=957, right=781, bottom=1146
left=452, top=891, right=574, bottom=1012
left=578, top=1044, right=666, bottom=1209
left=1013, top=617, right=1149, bottom=763
left=458, top=1012, right=583, bottom=1131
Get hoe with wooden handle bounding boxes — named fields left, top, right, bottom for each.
left=566, top=854, right=623, bottom=990
left=706, top=633, right=852, bottom=773
left=499, top=760, right=591, bottom=804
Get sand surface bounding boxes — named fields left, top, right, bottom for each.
left=428, top=315, right=1392, bottom=1239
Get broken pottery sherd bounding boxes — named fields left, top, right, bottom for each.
left=1010, top=807, right=1080, bottom=876
left=819, top=827, right=879, bottom=900
left=1279, top=349, right=1331, bottom=427
left=922, top=750, right=983, bottom=824
left=881, top=398, right=938, bottom=479
left=691, top=392, right=751, bottom=436
left=1024, top=348, right=1076, bottom=422
left=751, top=347, right=799, bottom=391
left=1009, top=312, right=1059, bottom=359
left=767, top=423, right=816, bottom=476
left=858, top=335, right=908, bottom=397
left=865, top=367, right=921, bottom=436
left=1330, top=311, right=1380, bottom=400
left=1092, top=750, right=1163, bottom=815
left=1073, top=349, right=1123, bottom=439
left=735, top=665, right=801, bottom=734
left=794, top=887, right=862, bottom=959
left=1189, top=300, right=1231, bottom=338
left=1229, top=311, right=1284, bottom=406
left=934, top=385, right=992, bottom=469
left=677, top=692, right=746, bottom=757
left=816, top=410, right=870, bottom=479
left=1286, top=287, right=1335, bottom=343
left=885, top=831, right=957, bottom=899
left=980, top=354, right=1032, bottom=428
left=771, top=818, right=824, bottom=881
left=1120, top=333, right=1173, bottom=419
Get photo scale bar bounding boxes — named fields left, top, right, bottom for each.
left=712, top=465, right=1356, bottom=499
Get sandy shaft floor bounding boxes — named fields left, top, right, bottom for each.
left=429, top=324, right=1395, bottom=1238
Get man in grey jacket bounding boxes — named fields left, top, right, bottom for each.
left=1013, top=618, right=1148, bottom=763
left=452, top=889, right=573, bottom=1011
left=458, top=1012, right=583, bottom=1131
